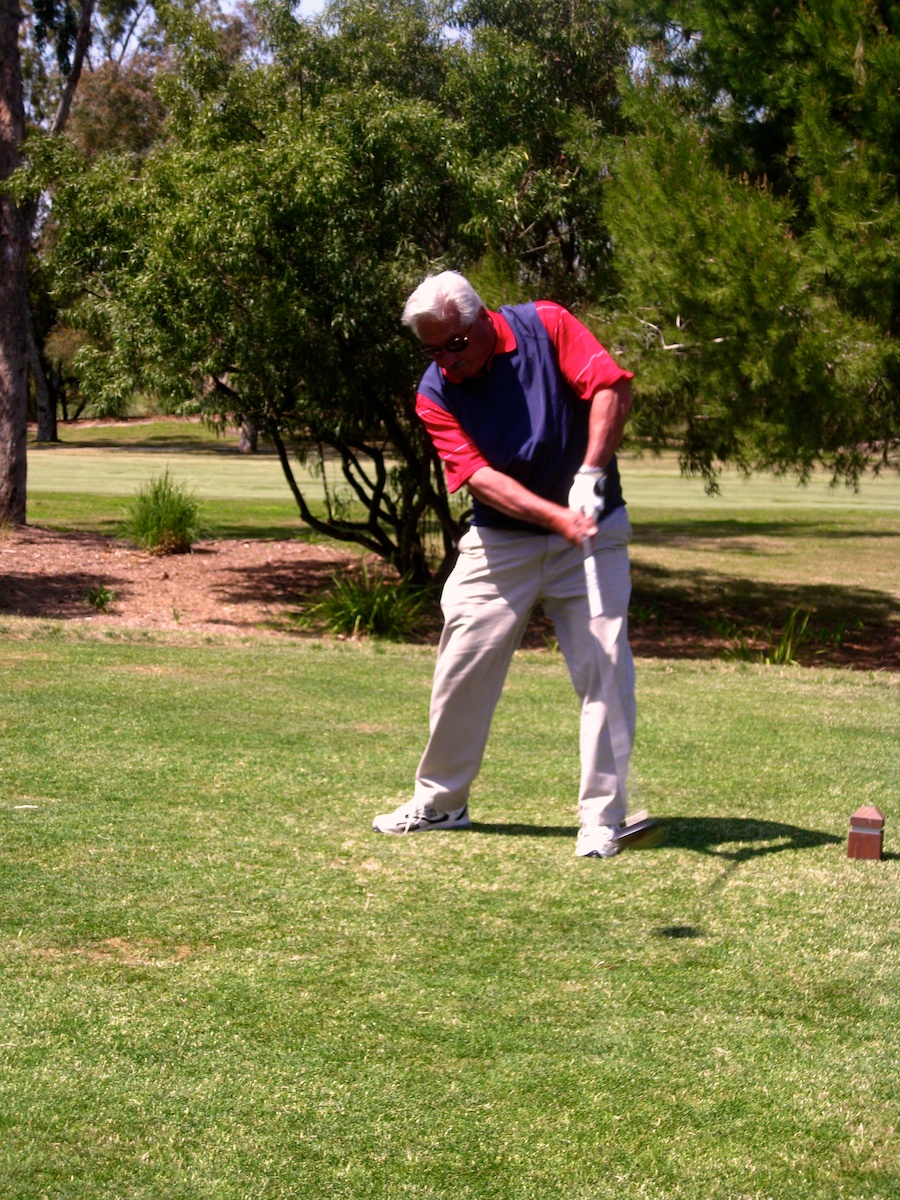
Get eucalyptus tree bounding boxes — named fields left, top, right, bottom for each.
left=1, top=0, right=98, bottom=514
left=2, top=0, right=166, bottom=512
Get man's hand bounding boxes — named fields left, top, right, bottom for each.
left=558, top=506, right=598, bottom=547
left=567, top=467, right=607, bottom=523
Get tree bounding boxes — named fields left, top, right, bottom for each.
left=2, top=0, right=30, bottom=523
left=3, top=0, right=236, bottom=503
left=24, top=0, right=178, bottom=443
left=45, top=0, right=631, bottom=578
left=10, top=0, right=99, bottom=457
left=447, top=0, right=628, bottom=302
left=605, top=0, right=899, bottom=487
left=45, top=55, right=465, bottom=577
left=2, top=0, right=122, bottom=515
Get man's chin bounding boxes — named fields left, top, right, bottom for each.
left=444, top=363, right=475, bottom=383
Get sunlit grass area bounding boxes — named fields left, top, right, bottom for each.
left=25, top=491, right=312, bottom=541
left=28, top=435, right=900, bottom=514
left=620, top=449, right=900, bottom=514
left=28, top=446, right=295, bottom=501
left=27, top=426, right=327, bottom=537
left=7, top=423, right=899, bottom=1195
left=29, top=416, right=243, bottom=451
left=1, top=633, right=898, bottom=1199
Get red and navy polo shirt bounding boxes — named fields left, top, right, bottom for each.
left=415, top=301, right=633, bottom=532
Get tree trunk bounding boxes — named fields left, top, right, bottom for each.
left=238, top=416, right=258, bottom=453
left=26, top=0, right=94, bottom=448
left=0, top=0, right=28, bottom=523
left=27, top=303, right=58, bottom=442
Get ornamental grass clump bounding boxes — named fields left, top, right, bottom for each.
left=303, top=563, right=429, bottom=639
left=126, top=469, right=202, bottom=555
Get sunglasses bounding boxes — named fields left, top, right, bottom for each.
left=420, top=334, right=469, bottom=358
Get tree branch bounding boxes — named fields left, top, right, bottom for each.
left=52, top=0, right=97, bottom=136
left=116, top=1, right=150, bottom=66
left=270, top=427, right=394, bottom=558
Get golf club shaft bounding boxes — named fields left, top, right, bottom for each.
left=582, top=533, right=602, bottom=619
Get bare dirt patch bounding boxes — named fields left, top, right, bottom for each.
left=0, top=526, right=354, bottom=637
left=1, top=525, right=896, bottom=668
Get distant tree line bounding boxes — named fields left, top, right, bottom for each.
left=2, top=0, right=897, bottom=577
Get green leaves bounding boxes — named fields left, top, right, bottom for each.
left=45, top=0, right=631, bottom=575
left=605, top=0, right=899, bottom=486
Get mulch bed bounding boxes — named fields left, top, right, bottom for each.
left=1, top=526, right=896, bottom=670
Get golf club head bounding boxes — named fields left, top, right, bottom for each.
left=614, top=813, right=665, bottom=851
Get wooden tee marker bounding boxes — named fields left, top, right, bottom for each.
left=847, top=805, right=885, bottom=861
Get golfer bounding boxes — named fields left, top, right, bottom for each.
left=372, top=271, right=636, bottom=858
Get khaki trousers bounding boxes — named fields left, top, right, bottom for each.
left=414, top=506, right=636, bottom=827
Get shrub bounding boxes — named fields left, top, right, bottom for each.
left=126, top=469, right=202, bottom=555
left=302, top=563, right=429, bottom=639
left=86, top=584, right=116, bottom=612
left=722, top=605, right=815, bottom=666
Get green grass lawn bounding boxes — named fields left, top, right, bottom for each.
left=1, top=633, right=898, bottom=1199
left=7, top=425, right=900, bottom=1195
left=30, top=416, right=247, bottom=451
left=27, top=427, right=325, bottom=539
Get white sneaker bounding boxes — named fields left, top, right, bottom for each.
left=575, top=825, right=619, bottom=858
left=372, top=800, right=471, bottom=835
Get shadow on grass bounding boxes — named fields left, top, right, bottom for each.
left=634, top=516, right=900, bottom=544
left=632, top=559, right=898, bottom=622
left=32, top=427, right=269, bottom=456
left=661, top=815, right=842, bottom=859
left=471, top=822, right=579, bottom=838
left=629, top=559, right=899, bottom=670
left=471, top=816, right=842, bottom=862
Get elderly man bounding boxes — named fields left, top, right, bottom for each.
left=372, top=271, right=637, bottom=858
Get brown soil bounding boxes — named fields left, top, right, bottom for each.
left=1, top=525, right=896, bottom=669
left=0, top=526, right=350, bottom=638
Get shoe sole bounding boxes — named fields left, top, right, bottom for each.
left=575, top=844, right=619, bottom=858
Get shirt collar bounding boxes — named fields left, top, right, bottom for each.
left=460, top=309, right=514, bottom=378
left=489, top=309, right=516, bottom=355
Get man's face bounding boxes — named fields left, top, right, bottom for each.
left=416, top=305, right=497, bottom=383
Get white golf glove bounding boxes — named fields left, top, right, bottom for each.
left=567, top=466, right=607, bottom=521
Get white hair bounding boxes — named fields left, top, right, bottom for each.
left=402, top=271, right=485, bottom=334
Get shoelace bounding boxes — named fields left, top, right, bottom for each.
left=402, top=805, right=427, bottom=834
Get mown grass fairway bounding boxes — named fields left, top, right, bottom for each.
left=7, top=425, right=900, bottom=1195
left=27, top=421, right=319, bottom=539
left=1, top=633, right=898, bottom=1199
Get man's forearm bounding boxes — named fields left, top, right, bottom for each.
left=467, top=467, right=592, bottom=545
left=582, top=378, right=632, bottom=469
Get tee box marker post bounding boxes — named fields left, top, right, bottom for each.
left=847, top=806, right=885, bottom=861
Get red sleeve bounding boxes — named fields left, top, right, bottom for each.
left=534, top=301, right=633, bottom=400
left=415, top=394, right=489, bottom=492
